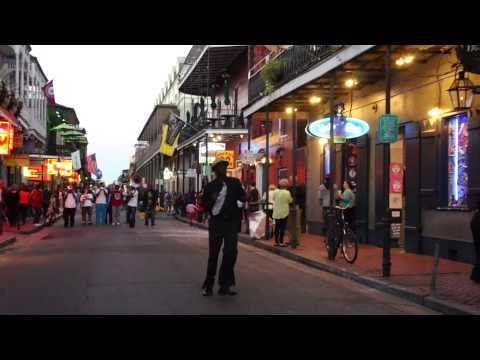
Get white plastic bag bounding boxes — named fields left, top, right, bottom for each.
left=249, top=211, right=266, bottom=239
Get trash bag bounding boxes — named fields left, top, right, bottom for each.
left=249, top=211, right=266, bottom=239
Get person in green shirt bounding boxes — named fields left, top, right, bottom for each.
left=338, top=180, right=356, bottom=231
left=272, top=179, right=293, bottom=247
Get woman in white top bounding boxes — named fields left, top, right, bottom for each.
left=80, top=187, right=94, bottom=225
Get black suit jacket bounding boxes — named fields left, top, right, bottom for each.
left=203, top=177, right=246, bottom=223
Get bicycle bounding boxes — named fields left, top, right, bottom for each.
left=325, top=206, right=359, bottom=264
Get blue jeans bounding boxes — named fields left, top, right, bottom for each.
left=95, top=203, right=107, bottom=225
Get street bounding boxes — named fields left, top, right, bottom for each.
left=0, top=213, right=437, bottom=315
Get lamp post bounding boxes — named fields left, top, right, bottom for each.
left=263, top=104, right=271, bottom=241
left=289, top=105, right=299, bottom=248
left=383, top=45, right=392, bottom=277
left=327, top=73, right=337, bottom=260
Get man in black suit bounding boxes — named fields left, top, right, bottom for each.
left=202, top=158, right=246, bottom=296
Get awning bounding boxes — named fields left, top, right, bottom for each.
left=179, top=45, right=248, bottom=96
left=0, top=106, right=23, bottom=130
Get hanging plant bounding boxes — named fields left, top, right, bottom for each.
left=260, top=58, right=283, bottom=95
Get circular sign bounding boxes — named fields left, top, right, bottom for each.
left=348, top=169, right=357, bottom=179
left=347, top=155, right=357, bottom=167
left=306, top=117, right=370, bottom=140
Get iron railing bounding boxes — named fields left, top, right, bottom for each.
left=248, top=45, right=345, bottom=103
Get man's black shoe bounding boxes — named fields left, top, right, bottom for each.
left=202, top=288, right=213, bottom=296
left=218, top=287, right=237, bottom=296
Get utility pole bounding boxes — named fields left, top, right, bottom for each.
left=383, top=45, right=392, bottom=277
left=264, top=105, right=271, bottom=240
left=290, top=104, right=299, bottom=248
left=327, top=72, right=337, bottom=260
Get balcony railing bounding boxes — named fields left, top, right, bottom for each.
left=248, top=45, right=345, bottom=103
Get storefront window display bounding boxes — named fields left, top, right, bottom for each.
left=447, top=113, right=469, bottom=208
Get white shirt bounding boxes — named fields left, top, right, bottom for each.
left=212, top=182, right=227, bottom=216
left=128, top=190, right=138, bottom=207
left=81, top=193, right=93, bottom=207
left=64, top=192, right=77, bottom=209
left=262, top=190, right=275, bottom=210
left=96, top=189, right=107, bottom=204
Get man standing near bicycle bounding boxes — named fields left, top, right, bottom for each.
left=337, top=180, right=356, bottom=231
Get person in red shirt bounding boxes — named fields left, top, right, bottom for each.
left=31, top=183, right=43, bottom=225
left=111, top=185, right=123, bottom=226
left=18, top=184, right=30, bottom=226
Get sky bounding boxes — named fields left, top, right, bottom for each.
left=31, top=45, right=192, bottom=184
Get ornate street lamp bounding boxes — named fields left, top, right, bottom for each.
left=448, top=71, right=477, bottom=110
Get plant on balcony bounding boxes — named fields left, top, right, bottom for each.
left=260, top=58, right=283, bottom=95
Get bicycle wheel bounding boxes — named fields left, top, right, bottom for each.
left=341, top=227, right=359, bottom=264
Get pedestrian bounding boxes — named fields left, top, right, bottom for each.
left=105, top=186, right=113, bottom=225
left=247, top=183, right=260, bottom=213
left=126, top=185, right=139, bottom=228
left=95, top=183, right=108, bottom=225
left=31, top=183, right=43, bottom=226
left=63, top=186, right=78, bottom=227
left=337, top=180, right=356, bottom=231
left=5, top=184, right=19, bottom=230
left=80, top=187, right=94, bottom=225
left=201, top=158, right=246, bottom=297
left=262, top=184, right=276, bottom=239
left=272, top=179, right=293, bottom=247
left=18, top=184, right=30, bottom=226
left=110, top=185, right=123, bottom=226
left=471, top=200, right=480, bottom=284
left=0, top=180, right=5, bottom=235
left=196, top=191, right=204, bottom=223
left=143, top=187, right=156, bottom=228
left=42, top=186, right=52, bottom=225
left=186, top=202, right=197, bottom=226
left=318, top=175, right=336, bottom=235
left=165, top=191, right=172, bottom=215
left=58, top=185, right=65, bottom=216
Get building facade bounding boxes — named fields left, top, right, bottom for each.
left=243, top=44, right=480, bottom=264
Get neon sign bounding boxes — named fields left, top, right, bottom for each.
left=305, top=117, right=370, bottom=142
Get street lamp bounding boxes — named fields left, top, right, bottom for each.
left=448, top=70, right=477, bottom=110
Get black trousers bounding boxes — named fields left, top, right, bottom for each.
left=19, top=204, right=28, bottom=225
left=203, top=216, right=239, bottom=290
left=63, top=208, right=76, bottom=227
left=106, top=205, right=113, bottom=224
left=33, top=207, right=42, bottom=224
left=274, top=216, right=288, bottom=244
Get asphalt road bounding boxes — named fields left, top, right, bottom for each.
left=0, top=213, right=437, bottom=315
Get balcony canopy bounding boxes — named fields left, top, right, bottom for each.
left=179, top=45, right=248, bottom=96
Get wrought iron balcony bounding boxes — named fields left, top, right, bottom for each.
left=248, top=45, right=345, bottom=103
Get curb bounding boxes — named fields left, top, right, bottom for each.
left=18, top=215, right=62, bottom=235
left=174, top=215, right=479, bottom=315
left=0, top=235, right=16, bottom=249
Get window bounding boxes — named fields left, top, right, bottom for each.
left=279, top=118, right=288, bottom=137
left=447, top=113, right=469, bottom=208
left=278, top=168, right=288, bottom=181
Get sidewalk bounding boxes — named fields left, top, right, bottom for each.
left=174, top=215, right=480, bottom=315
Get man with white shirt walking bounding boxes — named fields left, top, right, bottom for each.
left=63, top=186, right=78, bottom=228
left=201, top=158, right=246, bottom=297
left=126, top=185, right=139, bottom=228
left=95, top=183, right=108, bottom=225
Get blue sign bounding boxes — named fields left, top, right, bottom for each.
left=306, top=117, right=370, bottom=142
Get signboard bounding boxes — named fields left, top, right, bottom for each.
left=71, top=150, right=82, bottom=170
left=0, top=120, right=12, bottom=155
left=240, top=150, right=255, bottom=165
left=46, top=159, right=73, bottom=177
left=215, top=150, right=234, bottom=169
left=23, top=165, right=43, bottom=181
left=186, top=169, right=197, bottom=178
left=389, top=210, right=402, bottom=239
left=4, top=155, right=29, bottom=167
left=389, top=162, right=404, bottom=193
left=199, top=142, right=226, bottom=164
left=306, top=117, right=369, bottom=143
left=379, top=114, right=399, bottom=143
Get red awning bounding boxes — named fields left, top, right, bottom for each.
left=0, top=106, right=22, bottom=130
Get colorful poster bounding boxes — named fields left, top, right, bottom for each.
left=0, top=120, right=11, bottom=155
